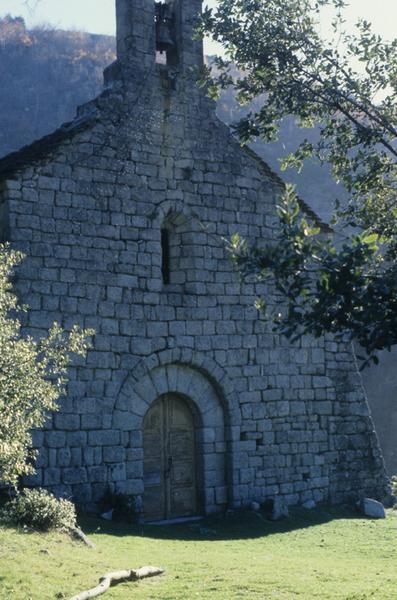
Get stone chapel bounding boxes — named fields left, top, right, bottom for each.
left=0, top=0, right=390, bottom=520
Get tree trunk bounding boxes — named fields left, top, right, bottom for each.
left=69, top=566, right=165, bottom=600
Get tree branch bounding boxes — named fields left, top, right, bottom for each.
left=69, top=566, right=165, bottom=600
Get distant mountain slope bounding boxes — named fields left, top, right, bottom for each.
left=0, top=16, right=115, bottom=158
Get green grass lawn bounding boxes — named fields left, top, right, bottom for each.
left=0, top=506, right=396, bottom=599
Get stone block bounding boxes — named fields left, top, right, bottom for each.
left=215, top=486, right=228, bottom=505
left=113, top=410, right=141, bottom=430
left=44, top=468, right=61, bottom=486
left=81, top=414, right=103, bottom=430
left=54, top=414, right=80, bottom=431
left=126, top=461, right=143, bottom=479
left=115, top=479, right=144, bottom=496
left=206, top=469, right=225, bottom=487
left=240, top=468, right=254, bottom=484
left=202, top=428, right=216, bottom=443
left=71, top=448, right=82, bottom=467
left=88, top=466, right=108, bottom=483
left=272, top=496, right=289, bottom=520
left=103, top=446, right=126, bottom=463
left=92, top=483, right=109, bottom=502
left=88, top=430, right=120, bottom=446
left=109, top=463, right=127, bottom=482
left=57, top=448, right=71, bottom=467
left=83, top=447, right=95, bottom=466
left=67, top=432, right=88, bottom=447
left=45, top=431, right=66, bottom=448
left=63, top=468, right=87, bottom=485
left=130, top=430, right=143, bottom=448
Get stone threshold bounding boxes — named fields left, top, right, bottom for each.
left=146, top=516, right=203, bottom=526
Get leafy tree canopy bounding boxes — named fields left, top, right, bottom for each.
left=0, top=245, right=92, bottom=488
left=199, top=0, right=397, bottom=365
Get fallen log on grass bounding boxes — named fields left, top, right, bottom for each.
left=69, top=566, right=165, bottom=600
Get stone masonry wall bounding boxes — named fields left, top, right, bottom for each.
left=0, top=0, right=389, bottom=513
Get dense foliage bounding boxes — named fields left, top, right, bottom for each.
left=200, top=0, right=397, bottom=363
left=0, top=245, right=92, bottom=488
left=1, top=488, right=77, bottom=531
left=229, top=188, right=397, bottom=366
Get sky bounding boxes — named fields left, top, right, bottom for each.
left=0, top=0, right=396, bottom=54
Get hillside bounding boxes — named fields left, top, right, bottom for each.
left=0, top=16, right=116, bottom=158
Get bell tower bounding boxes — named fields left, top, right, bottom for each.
left=114, top=0, right=203, bottom=74
left=163, top=0, right=204, bottom=70
left=115, top=0, right=156, bottom=71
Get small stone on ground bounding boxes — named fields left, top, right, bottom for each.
left=360, top=498, right=386, bottom=519
left=272, top=496, right=289, bottom=520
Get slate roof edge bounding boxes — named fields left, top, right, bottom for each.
left=0, top=99, right=331, bottom=234
left=0, top=112, right=98, bottom=182
left=240, top=145, right=332, bottom=233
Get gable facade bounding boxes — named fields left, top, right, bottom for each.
left=0, top=0, right=390, bottom=518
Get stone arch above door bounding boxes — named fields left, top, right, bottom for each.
left=114, top=349, right=242, bottom=429
left=115, top=363, right=225, bottom=428
left=113, top=355, right=240, bottom=516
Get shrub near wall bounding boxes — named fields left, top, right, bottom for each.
left=1, top=488, right=77, bottom=531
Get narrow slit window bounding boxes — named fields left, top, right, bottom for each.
left=161, top=228, right=170, bottom=284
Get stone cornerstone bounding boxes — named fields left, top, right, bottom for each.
left=0, top=0, right=390, bottom=518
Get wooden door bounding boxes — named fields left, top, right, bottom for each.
left=143, top=394, right=197, bottom=521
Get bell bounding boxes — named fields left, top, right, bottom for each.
left=155, top=2, right=176, bottom=54
left=157, top=21, right=176, bottom=53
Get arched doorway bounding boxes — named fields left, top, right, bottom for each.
left=143, top=394, right=198, bottom=521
